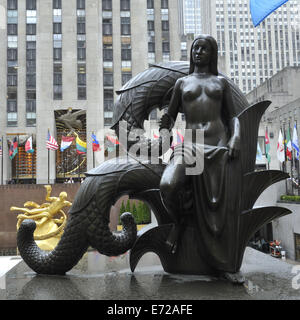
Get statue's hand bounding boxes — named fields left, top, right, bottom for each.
left=227, top=136, right=240, bottom=158
left=159, top=113, right=174, bottom=131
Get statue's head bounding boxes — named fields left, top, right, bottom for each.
left=189, top=34, right=218, bottom=76
left=59, top=192, right=68, bottom=200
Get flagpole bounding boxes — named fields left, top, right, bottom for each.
left=17, top=135, right=19, bottom=184
left=92, top=131, right=95, bottom=168
left=297, top=120, right=300, bottom=196
left=265, top=126, right=270, bottom=170
left=289, top=121, right=294, bottom=195
left=48, top=129, right=50, bottom=184
left=1, top=136, right=3, bottom=185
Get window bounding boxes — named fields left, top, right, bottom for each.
left=77, top=48, right=86, bottom=60
left=78, top=86, right=86, bottom=100
left=162, top=42, right=170, bottom=52
left=147, top=20, right=154, bottom=31
left=7, top=74, right=17, bottom=86
left=54, top=85, right=62, bottom=100
left=102, top=0, right=112, bottom=10
left=121, top=47, right=131, bottom=60
left=7, top=24, right=17, bottom=35
left=147, top=0, right=154, bottom=9
left=53, top=0, right=61, bottom=9
left=162, top=20, right=169, bottom=31
left=53, top=48, right=62, bottom=61
left=7, top=0, right=17, bottom=10
left=121, top=17, right=131, bottom=35
left=7, top=48, right=17, bottom=60
left=122, top=72, right=131, bottom=85
left=53, top=23, right=62, bottom=34
left=103, top=19, right=113, bottom=35
left=148, top=42, right=155, bottom=52
left=26, top=24, right=36, bottom=35
left=103, top=45, right=113, bottom=61
left=161, top=0, right=168, bottom=9
left=77, top=0, right=85, bottom=9
left=26, top=0, right=36, bottom=10
left=77, top=23, right=86, bottom=34
left=120, top=0, right=130, bottom=11
left=7, top=100, right=17, bottom=112
left=103, top=73, right=113, bottom=86
left=26, top=74, right=36, bottom=88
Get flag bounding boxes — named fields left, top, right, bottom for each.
left=153, top=132, right=159, bottom=139
left=106, top=135, right=120, bottom=145
left=25, top=136, right=34, bottom=153
left=250, top=0, right=289, bottom=27
left=256, top=142, right=263, bottom=161
left=9, top=137, right=18, bottom=160
left=292, top=124, right=299, bottom=160
left=92, top=133, right=101, bottom=152
left=265, top=130, right=271, bottom=163
left=277, top=130, right=285, bottom=163
left=61, top=135, right=74, bottom=152
left=46, top=131, right=59, bottom=150
left=0, top=138, right=2, bottom=157
left=171, top=130, right=184, bottom=150
left=76, top=135, right=87, bottom=154
left=285, top=128, right=292, bottom=160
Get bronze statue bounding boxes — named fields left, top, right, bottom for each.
left=16, top=35, right=291, bottom=283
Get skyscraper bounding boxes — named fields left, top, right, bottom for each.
left=0, top=0, right=182, bottom=184
left=179, top=0, right=202, bottom=36
left=201, top=0, right=300, bottom=93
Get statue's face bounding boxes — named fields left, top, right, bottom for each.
left=192, top=38, right=212, bottom=67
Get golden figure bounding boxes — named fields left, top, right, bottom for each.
left=11, top=185, right=72, bottom=251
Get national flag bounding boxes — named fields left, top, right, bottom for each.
left=25, top=136, right=34, bottom=153
left=265, top=130, right=271, bottom=163
left=171, top=130, right=184, bottom=150
left=250, top=0, right=289, bottom=27
left=153, top=132, right=159, bottom=139
left=92, top=133, right=101, bottom=152
left=277, top=130, right=285, bottom=163
left=60, top=135, right=74, bottom=152
left=9, top=137, right=18, bottom=160
left=46, top=131, right=59, bottom=150
left=285, top=128, right=292, bottom=160
left=106, top=135, right=120, bottom=145
left=76, top=135, right=87, bottom=154
left=256, top=142, right=263, bottom=161
left=292, top=124, right=299, bottom=160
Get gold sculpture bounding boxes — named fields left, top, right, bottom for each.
left=11, top=185, right=72, bottom=251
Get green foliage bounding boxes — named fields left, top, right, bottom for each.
left=118, top=200, right=152, bottom=225
left=280, top=195, right=300, bottom=202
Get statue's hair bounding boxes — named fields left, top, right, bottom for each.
left=189, top=34, right=218, bottom=76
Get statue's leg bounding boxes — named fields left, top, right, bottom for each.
left=160, top=161, right=190, bottom=253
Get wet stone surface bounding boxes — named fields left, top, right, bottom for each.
left=0, top=247, right=299, bottom=300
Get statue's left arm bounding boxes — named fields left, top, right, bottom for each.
left=222, top=78, right=240, bottom=158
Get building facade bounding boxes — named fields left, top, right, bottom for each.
left=0, top=0, right=182, bottom=184
left=201, top=0, right=300, bottom=94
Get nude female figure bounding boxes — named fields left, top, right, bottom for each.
left=159, top=35, right=241, bottom=252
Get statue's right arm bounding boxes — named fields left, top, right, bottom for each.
left=159, top=78, right=182, bottom=132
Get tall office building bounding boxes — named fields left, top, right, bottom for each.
left=201, top=0, right=300, bottom=94
left=179, top=0, right=201, bottom=36
left=0, top=0, right=182, bottom=184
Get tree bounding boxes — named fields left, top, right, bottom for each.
left=132, top=201, right=138, bottom=223
left=125, top=199, right=131, bottom=212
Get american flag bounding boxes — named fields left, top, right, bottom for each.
left=46, top=131, right=59, bottom=150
